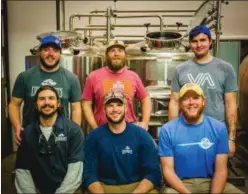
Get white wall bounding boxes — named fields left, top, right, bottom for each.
left=7, top=0, right=248, bottom=91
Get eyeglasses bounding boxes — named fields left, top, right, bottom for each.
left=38, top=131, right=58, bottom=155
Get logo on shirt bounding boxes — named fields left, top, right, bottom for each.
left=31, top=79, right=63, bottom=98
left=178, top=138, right=214, bottom=150
left=113, top=81, right=125, bottom=90
left=41, top=79, right=57, bottom=86
left=122, top=146, right=133, bottom=154
left=187, top=73, right=216, bottom=89
left=56, top=133, right=67, bottom=142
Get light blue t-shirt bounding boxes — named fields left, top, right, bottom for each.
left=158, top=115, right=229, bottom=179
left=171, top=57, right=238, bottom=122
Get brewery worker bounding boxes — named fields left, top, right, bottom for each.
left=15, top=85, right=84, bottom=194
left=82, top=40, right=152, bottom=130
left=83, top=90, right=161, bottom=193
left=159, top=83, right=243, bottom=193
left=168, top=25, right=238, bottom=156
left=9, top=35, right=82, bottom=146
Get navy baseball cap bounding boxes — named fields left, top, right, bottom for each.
left=40, top=35, right=62, bottom=49
left=189, top=25, right=211, bottom=40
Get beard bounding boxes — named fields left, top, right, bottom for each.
left=40, top=56, right=60, bottom=70
left=38, top=105, right=58, bottom=119
left=105, top=56, right=126, bottom=72
left=181, top=106, right=204, bottom=123
left=194, top=52, right=208, bottom=59
left=106, top=112, right=125, bottom=124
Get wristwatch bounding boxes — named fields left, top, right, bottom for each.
left=228, top=137, right=236, bottom=142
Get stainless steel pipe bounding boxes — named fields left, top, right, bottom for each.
left=69, top=14, right=105, bottom=31
left=214, top=0, right=221, bottom=56
left=90, top=9, right=196, bottom=14
left=88, top=24, right=188, bottom=28
left=115, top=15, right=164, bottom=31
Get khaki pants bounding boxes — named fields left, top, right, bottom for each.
left=163, top=178, right=244, bottom=193
left=85, top=182, right=159, bottom=193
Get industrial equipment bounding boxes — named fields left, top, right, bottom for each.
left=26, top=0, right=225, bottom=138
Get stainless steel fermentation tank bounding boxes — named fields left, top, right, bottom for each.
left=127, top=50, right=193, bottom=138
left=239, top=55, right=248, bottom=131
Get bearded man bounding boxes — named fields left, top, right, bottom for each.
left=83, top=90, right=161, bottom=193
left=9, top=35, right=82, bottom=146
left=82, top=40, right=151, bottom=130
left=158, top=83, right=243, bottom=193
left=15, top=85, right=84, bottom=194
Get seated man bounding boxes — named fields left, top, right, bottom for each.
left=15, top=85, right=84, bottom=194
left=83, top=90, right=161, bottom=193
left=158, top=83, right=243, bottom=193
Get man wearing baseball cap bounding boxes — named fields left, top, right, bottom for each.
left=159, top=83, right=243, bottom=193
left=83, top=90, right=161, bottom=193
left=82, top=40, right=151, bottom=131
left=9, top=35, right=82, bottom=146
left=169, top=25, right=238, bottom=156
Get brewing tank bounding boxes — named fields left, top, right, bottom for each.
left=127, top=49, right=194, bottom=138
left=127, top=50, right=193, bottom=86
left=239, top=55, right=248, bottom=131
left=61, top=53, right=103, bottom=91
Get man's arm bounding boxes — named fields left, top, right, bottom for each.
left=15, top=169, right=36, bottom=193
left=132, top=179, right=154, bottom=194
left=71, top=101, right=82, bottom=126
left=160, top=157, right=190, bottom=193
left=138, top=95, right=152, bottom=130
left=224, top=92, right=237, bottom=156
left=15, top=133, right=36, bottom=193
left=88, top=182, right=105, bottom=193
left=8, top=97, right=24, bottom=146
left=136, top=131, right=161, bottom=193
left=168, top=92, right=179, bottom=121
left=82, top=100, right=98, bottom=130
left=56, top=125, right=84, bottom=193
left=55, top=162, right=83, bottom=194
left=211, top=154, right=228, bottom=193
left=83, top=132, right=101, bottom=192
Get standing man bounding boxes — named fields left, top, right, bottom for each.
left=15, top=85, right=84, bottom=194
left=9, top=35, right=82, bottom=145
left=83, top=90, right=161, bottom=193
left=159, top=83, right=243, bottom=193
left=168, top=25, right=238, bottom=156
left=82, top=40, right=151, bottom=130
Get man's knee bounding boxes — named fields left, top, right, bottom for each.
left=162, top=187, right=178, bottom=193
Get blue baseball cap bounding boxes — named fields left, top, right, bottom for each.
left=189, top=25, right=211, bottom=40
left=40, top=35, right=62, bottom=49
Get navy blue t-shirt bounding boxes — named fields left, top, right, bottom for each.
left=83, top=123, right=161, bottom=188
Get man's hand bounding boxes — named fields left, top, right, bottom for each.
left=228, top=140, right=236, bottom=157
left=15, top=126, right=24, bottom=146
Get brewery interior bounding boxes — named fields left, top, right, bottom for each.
left=2, top=0, right=248, bottom=193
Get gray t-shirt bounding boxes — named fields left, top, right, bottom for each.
left=171, top=57, right=238, bottom=122
left=12, top=65, right=82, bottom=127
